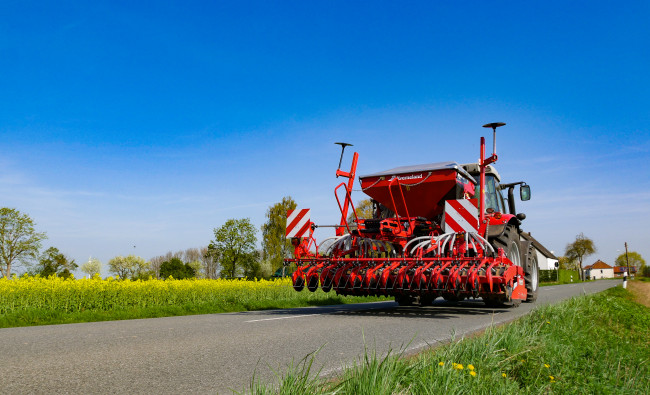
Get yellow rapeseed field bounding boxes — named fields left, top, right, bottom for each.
left=0, top=275, right=327, bottom=314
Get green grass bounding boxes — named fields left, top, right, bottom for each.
left=0, top=295, right=389, bottom=328
left=0, top=279, right=389, bottom=328
left=249, top=286, right=650, bottom=394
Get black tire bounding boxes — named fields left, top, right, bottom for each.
left=521, top=242, right=539, bottom=302
left=491, top=224, right=522, bottom=267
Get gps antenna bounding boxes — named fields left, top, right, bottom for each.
left=482, top=122, right=506, bottom=156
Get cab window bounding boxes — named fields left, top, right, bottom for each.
left=473, top=175, right=505, bottom=213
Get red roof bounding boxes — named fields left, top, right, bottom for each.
left=614, top=266, right=637, bottom=273
left=589, top=260, right=613, bottom=269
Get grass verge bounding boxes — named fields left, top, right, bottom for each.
left=0, top=295, right=389, bottom=328
left=250, top=285, right=650, bottom=394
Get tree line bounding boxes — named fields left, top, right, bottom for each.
left=0, top=197, right=298, bottom=280
left=1, top=203, right=647, bottom=280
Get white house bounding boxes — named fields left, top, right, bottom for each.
left=584, top=260, right=615, bottom=279
left=519, top=232, right=558, bottom=270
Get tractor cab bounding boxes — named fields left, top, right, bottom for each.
left=462, top=163, right=506, bottom=214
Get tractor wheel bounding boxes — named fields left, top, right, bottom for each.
left=522, top=242, right=539, bottom=302
left=492, top=224, right=521, bottom=267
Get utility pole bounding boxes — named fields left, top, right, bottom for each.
left=623, top=242, right=630, bottom=288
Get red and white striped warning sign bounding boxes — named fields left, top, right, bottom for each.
left=443, top=199, right=478, bottom=233
left=286, top=209, right=311, bottom=238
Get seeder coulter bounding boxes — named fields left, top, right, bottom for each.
left=285, top=123, right=539, bottom=307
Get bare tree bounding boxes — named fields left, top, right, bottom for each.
left=202, top=245, right=220, bottom=279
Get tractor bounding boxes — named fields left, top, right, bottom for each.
left=284, top=123, right=538, bottom=307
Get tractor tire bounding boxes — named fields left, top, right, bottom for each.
left=491, top=224, right=522, bottom=267
left=522, top=242, right=539, bottom=302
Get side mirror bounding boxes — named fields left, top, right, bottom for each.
left=520, top=185, right=531, bottom=201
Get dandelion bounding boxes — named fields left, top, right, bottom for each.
left=544, top=364, right=550, bottom=368
left=546, top=321, right=551, bottom=324
left=502, top=373, right=507, bottom=378
left=549, top=376, right=555, bottom=380
left=469, top=371, right=476, bottom=377
left=452, top=363, right=464, bottom=370
left=467, top=364, right=475, bottom=371
left=438, top=361, right=444, bottom=366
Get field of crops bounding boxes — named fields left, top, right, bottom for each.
left=0, top=275, right=385, bottom=327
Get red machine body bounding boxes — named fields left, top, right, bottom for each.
left=286, top=124, right=536, bottom=307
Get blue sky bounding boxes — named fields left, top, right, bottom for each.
left=1, top=1, right=648, bottom=275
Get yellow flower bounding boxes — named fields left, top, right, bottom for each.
left=469, top=371, right=476, bottom=377
left=544, top=364, right=550, bottom=368
left=438, top=361, right=444, bottom=366
left=546, top=321, right=551, bottom=324
left=454, top=363, right=464, bottom=370
left=467, top=364, right=475, bottom=371
left=502, top=373, right=507, bottom=378
left=549, top=376, right=555, bottom=380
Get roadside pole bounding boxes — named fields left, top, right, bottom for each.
left=623, top=241, right=630, bottom=288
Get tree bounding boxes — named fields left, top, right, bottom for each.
left=30, top=247, right=77, bottom=278
left=614, top=251, right=646, bottom=269
left=557, top=256, right=572, bottom=270
left=0, top=208, right=47, bottom=278
left=159, top=257, right=196, bottom=279
left=565, top=233, right=596, bottom=281
left=201, top=245, right=220, bottom=279
left=108, top=255, right=149, bottom=280
left=81, top=258, right=102, bottom=277
left=347, top=199, right=375, bottom=223
left=211, top=218, right=257, bottom=278
left=261, top=197, right=296, bottom=275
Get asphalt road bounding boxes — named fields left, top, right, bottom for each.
left=0, top=280, right=619, bottom=394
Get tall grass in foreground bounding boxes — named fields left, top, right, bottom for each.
left=0, top=275, right=387, bottom=327
left=250, top=286, right=650, bottom=394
